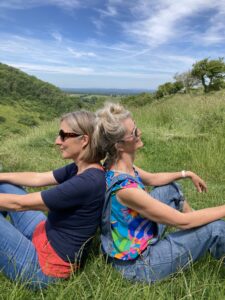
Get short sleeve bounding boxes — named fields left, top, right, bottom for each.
left=111, top=178, right=140, bottom=193
left=53, top=163, right=78, bottom=183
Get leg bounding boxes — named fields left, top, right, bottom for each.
left=0, top=183, right=46, bottom=239
left=0, top=214, right=58, bottom=289
left=150, top=182, right=184, bottom=210
left=113, top=220, right=225, bottom=283
left=150, top=183, right=184, bottom=240
left=182, top=200, right=193, bottom=213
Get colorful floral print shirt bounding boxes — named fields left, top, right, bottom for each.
left=106, top=170, right=156, bottom=260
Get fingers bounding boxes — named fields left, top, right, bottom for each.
left=193, top=176, right=208, bottom=193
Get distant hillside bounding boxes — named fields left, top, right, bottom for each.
left=0, top=63, right=61, bottom=99
left=0, top=63, right=84, bottom=139
left=62, top=87, right=154, bottom=95
left=0, top=63, right=83, bottom=114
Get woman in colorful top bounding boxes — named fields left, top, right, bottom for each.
left=96, top=102, right=225, bottom=283
left=0, top=110, right=105, bottom=289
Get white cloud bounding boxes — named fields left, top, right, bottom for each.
left=97, top=5, right=117, bottom=17
left=92, top=18, right=104, bottom=32
left=67, top=47, right=97, bottom=58
left=197, top=8, right=225, bottom=46
left=51, top=31, right=62, bottom=43
left=0, top=0, right=83, bottom=10
left=123, top=0, right=225, bottom=47
left=6, top=62, right=94, bottom=74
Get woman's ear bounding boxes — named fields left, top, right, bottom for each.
left=81, top=135, right=89, bottom=149
left=115, top=142, right=124, bottom=152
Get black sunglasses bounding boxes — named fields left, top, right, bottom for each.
left=58, top=129, right=83, bottom=142
left=118, top=126, right=139, bottom=142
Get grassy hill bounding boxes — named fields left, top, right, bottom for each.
left=0, top=90, right=225, bottom=299
left=0, top=63, right=120, bottom=140
left=0, top=63, right=85, bottom=139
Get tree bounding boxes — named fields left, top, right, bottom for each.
left=155, top=81, right=183, bottom=99
left=191, top=58, right=225, bottom=93
left=174, top=71, right=200, bottom=93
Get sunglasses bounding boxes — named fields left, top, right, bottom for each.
left=58, top=129, right=83, bottom=142
left=130, top=126, right=139, bottom=138
left=119, top=126, right=139, bottom=142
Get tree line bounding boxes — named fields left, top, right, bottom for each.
left=155, top=57, right=225, bottom=98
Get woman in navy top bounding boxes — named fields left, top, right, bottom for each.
left=0, top=110, right=106, bottom=289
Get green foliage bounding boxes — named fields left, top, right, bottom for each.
left=0, top=63, right=106, bottom=139
left=0, top=63, right=60, bottom=99
left=121, top=93, right=154, bottom=107
left=191, top=58, right=225, bottom=93
left=0, top=115, right=6, bottom=123
left=0, top=62, right=84, bottom=118
left=17, top=115, right=39, bottom=127
left=174, top=71, right=200, bottom=93
left=155, top=81, right=184, bottom=98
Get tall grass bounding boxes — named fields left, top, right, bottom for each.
left=0, top=91, right=225, bottom=299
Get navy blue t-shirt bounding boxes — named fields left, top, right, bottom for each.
left=41, top=163, right=105, bottom=263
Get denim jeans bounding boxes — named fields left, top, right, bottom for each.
left=111, top=183, right=225, bottom=283
left=0, top=183, right=59, bottom=289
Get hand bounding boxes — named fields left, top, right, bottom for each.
left=187, top=171, right=208, bottom=193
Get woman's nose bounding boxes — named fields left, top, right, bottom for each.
left=55, top=135, right=62, bottom=145
left=137, top=128, right=142, bottom=136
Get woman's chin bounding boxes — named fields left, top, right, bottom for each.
left=137, top=140, right=144, bottom=149
left=61, top=152, right=69, bottom=159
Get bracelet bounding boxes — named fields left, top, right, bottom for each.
left=181, top=170, right=186, bottom=178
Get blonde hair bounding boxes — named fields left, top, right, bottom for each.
left=94, top=102, right=131, bottom=168
left=61, top=110, right=105, bottom=163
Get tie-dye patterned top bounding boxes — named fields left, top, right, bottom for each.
left=106, top=169, right=156, bottom=260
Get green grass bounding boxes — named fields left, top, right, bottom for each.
left=0, top=90, right=225, bottom=299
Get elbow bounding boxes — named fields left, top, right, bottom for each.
left=176, top=223, right=192, bottom=230
left=172, top=215, right=193, bottom=230
left=175, top=217, right=196, bottom=230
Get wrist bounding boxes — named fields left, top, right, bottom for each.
left=181, top=170, right=186, bottom=178
left=185, top=171, right=193, bottom=178
left=181, top=170, right=192, bottom=178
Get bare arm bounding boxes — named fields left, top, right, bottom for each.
left=0, top=171, right=58, bottom=187
left=0, top=192, right=48, bottom=211
left=135, top=166, right=207, bottom=193
left=117, top=188, right=224, bottom=229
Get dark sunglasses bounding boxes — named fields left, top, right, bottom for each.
left=130, top=126, right=139, bottom=138
left=58, top=129, right=83, bottom=142
left=119, top=126, right=139, bottom=142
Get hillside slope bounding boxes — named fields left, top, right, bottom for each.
left=0, top=63, right=82, bottom=139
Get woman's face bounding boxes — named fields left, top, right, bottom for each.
left=119, top=117, right=143, bottom=153
left=55, top=120, right=87, bottom=161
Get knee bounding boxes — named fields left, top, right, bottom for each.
left=150, top=182, right=184, bottom=208
left=204, top=220, right=225, bottom=237
left=0, top=183, right=26, bottom=194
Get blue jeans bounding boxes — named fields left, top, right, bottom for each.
left=111, top=183, right=225, bottom=283
left=0, top=183, right=59, bottom=289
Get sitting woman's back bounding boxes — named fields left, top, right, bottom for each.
left=0, top=110, right=106, bottom=289
left=96, top=102, right=225, bottom=284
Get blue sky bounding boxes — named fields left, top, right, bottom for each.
left=0, top=0, right=225, bottom=89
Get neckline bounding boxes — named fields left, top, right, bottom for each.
left=110, top=168, right=136, bottom=177
left=77, top=164, right=104, bottom=174
left=110, top=169, right=129, bottom=174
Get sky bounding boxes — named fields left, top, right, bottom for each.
left=0, top=0, right=225, bottom=90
